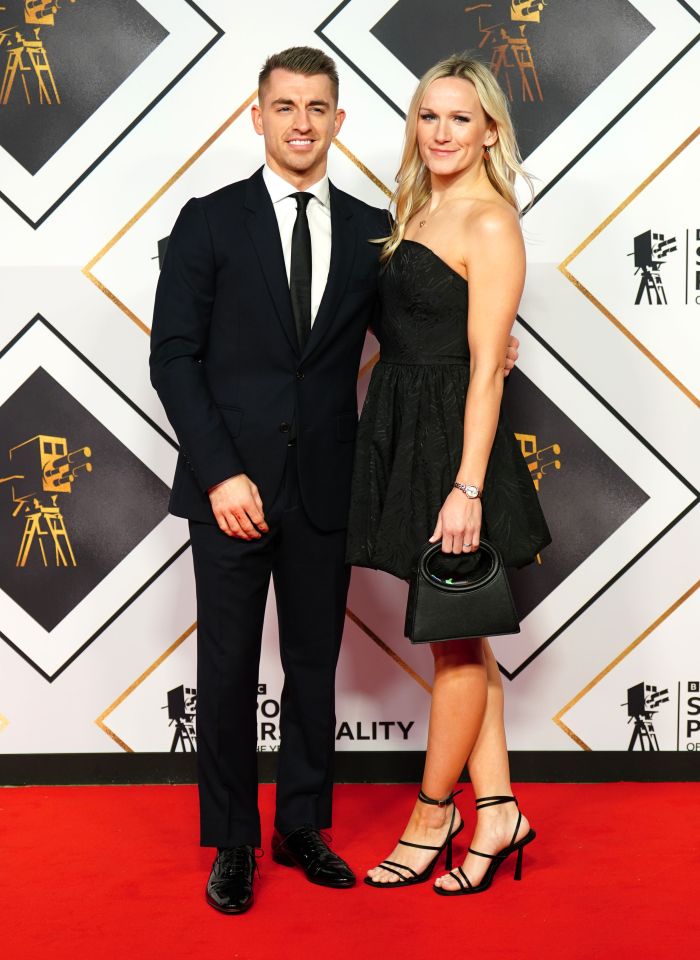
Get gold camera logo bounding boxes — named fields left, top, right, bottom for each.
left=0, top=0, right=77, bottom=106
left=516, top=430, right=561, bottom=564
left=1, top=433, right=91, bottom=567
left=516, top=431, right=561, bottom=492
left=464, top=0, right=547, bottom=102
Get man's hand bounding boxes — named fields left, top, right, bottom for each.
left=208, top=474, right=269, bottom=540
left=504, top=334, right=520, bottom=377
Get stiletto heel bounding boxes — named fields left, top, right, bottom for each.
left=445, top=835, right=454, bottom=872
left=365, top=788, right=464, bottom=888
left=514, top=845, right=524, bottom=881
left=434, top=795, right=535, bottom=896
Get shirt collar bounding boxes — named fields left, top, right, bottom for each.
left=262, top=164, right=330, bottom=208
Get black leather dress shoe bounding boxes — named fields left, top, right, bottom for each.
left=271, top=826, right=355, bottom=888
left=206, top=845, right=257, bottom=914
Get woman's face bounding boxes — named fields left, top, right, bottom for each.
left=416, top=77, right=496, bottom=178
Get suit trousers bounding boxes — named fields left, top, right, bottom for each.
left=189, top=444, right=350, bottom=847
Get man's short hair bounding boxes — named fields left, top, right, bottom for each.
left=258, top=46, right=339, bottom=104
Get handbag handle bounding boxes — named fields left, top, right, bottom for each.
left=418, top=539, right=502, bottom=594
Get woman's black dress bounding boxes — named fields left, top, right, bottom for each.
left=346, top=239, right=551, bottom=580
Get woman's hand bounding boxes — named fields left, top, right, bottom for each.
left=429, top=489, right=482, bottom=555
left=504, top=334, right=520, bottom=376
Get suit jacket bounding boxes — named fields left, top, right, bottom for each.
left=150, top=167, right=388, bottom=531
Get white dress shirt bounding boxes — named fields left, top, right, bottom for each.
left=262, top=164, right=332, bottom=326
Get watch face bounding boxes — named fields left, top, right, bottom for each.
left=465, top=485, right=479, bottom=498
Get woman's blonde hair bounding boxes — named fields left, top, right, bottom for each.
left=380, top=54, right=531, bottom=262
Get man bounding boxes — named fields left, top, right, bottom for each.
left=151, top=46, right=518, bottom=914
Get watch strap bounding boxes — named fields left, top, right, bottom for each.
left=453, top=481, right=481, bottom=499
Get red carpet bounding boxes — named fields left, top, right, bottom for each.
left=0, top=782, right=697, bottom=959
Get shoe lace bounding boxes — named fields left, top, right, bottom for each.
left=290, top=826, right=333, bottom=859
left=219, top=845, right=263, bottom=878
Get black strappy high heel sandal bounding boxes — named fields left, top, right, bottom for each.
left=364, top=788, right=464, bottom=889
left=433, top=795, right=536, bottom=896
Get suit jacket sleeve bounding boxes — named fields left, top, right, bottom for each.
left=150, top=198, right=246, bottom=493
left=368, top=207, right=393, bottom=341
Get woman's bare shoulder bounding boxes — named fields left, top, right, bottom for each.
left=464, top=196, right=519, bottom=237
left=460, top=199, right=524, bottom=282
left=458, top=200, right=522, bottom=267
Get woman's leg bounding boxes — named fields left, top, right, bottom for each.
left=367, top=637, right=488, bottom=883
left=434, top=640, right=530, bottom=890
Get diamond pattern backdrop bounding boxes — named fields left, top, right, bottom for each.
left=0, top=1, right=698, bottom=768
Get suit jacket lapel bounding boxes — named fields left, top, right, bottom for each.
left=244, top=167, right=299, bottom=355
left=302, top=182, right=356, bottom=361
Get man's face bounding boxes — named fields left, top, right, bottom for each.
left=252, top=69, right=345, bottom=185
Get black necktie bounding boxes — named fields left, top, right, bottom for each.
left=289, top=192, right=313, bottom=351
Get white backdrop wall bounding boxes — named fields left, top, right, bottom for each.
left=0, top=1, right=698, bottom=770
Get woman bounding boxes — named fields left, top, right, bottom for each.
left=346, top=55, right=551, bottom=895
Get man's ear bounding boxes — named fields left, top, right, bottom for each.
left=251, top=102, right=263, bottom=136
left=333, top=108, right=346, bottom=138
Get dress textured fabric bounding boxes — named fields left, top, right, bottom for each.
left=346, top=239, right=551, bottom=580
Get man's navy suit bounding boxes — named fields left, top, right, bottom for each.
left=150, top=167, right=387, bottom=846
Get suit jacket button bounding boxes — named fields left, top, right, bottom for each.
left=279, top=422, right=290, bottom=433
left=296, top=370, right=305, bottom=380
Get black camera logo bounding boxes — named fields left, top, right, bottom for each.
left=163, top=684, right=197, bottom=752
left=623, top=681, right=669, bottom=751
left=629, top=230, right=677, bottom=305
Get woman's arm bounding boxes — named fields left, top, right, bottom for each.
left=430, top=205, right=525, bottom=554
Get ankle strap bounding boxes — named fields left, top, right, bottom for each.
left=475, top=795, right=517, bottom=810
left=418, top=788, right=462, bottom=808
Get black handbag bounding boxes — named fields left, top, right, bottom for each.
left=404, top=539, right=520, bottom=644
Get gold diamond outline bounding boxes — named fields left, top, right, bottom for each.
left=335, top=133, right=425, bottom=701
left=96, top=610, right=429, bottom=754
left=95, top=621, right=197, bottom=752
left=559, top=127, right=700, bottom=408
left=358, top=351, right=380, bottom=380
left=83, top=91, right=258, bottom=335
left=345, top=608, right=433, bottom=694
left=83, top=100, right=392, bottom=338
left=0, top=712, right=9, bottom=734
left=86, top=115, right=421, bottom=700
left=335, top=140, right=389, bottom=384
left=553, top=579, right=700, bottom=750
left=332, top=137, right=392, bottom=200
